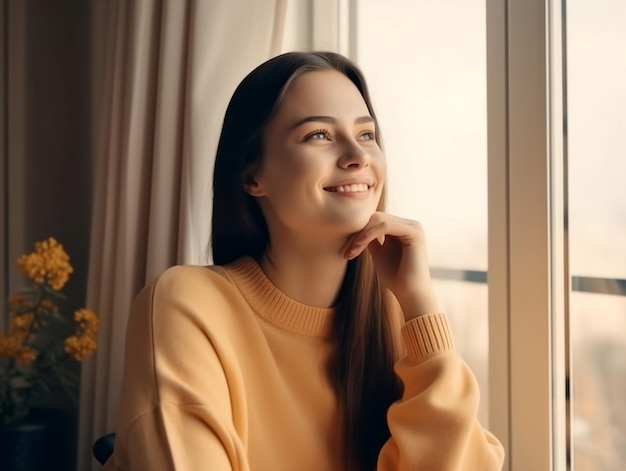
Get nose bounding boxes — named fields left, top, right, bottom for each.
left=337, top=139, right=370, bottom=169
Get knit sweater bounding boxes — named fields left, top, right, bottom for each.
left=104, top=257, right=504, bottom=470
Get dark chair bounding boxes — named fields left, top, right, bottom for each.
left=93, top=433, right=116, bottom=465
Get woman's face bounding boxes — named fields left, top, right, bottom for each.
left=247, top=69, right=386, bottom=242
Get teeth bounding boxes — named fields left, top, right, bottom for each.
left=328, top=183, right=369, bottom=193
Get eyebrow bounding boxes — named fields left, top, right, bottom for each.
left=290, top=115, right=374, bottom=129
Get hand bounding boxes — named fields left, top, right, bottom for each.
left=343, top=212, right=441, bottom=320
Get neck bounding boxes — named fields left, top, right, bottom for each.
left=260, top=240, right=348, bottom=308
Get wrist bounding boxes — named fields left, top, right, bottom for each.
left=395, top=287, right=442, bottom=321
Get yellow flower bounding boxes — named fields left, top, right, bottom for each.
left=64, top=335, right=97, bottom=362
left=65, top=308, right=99, bottom=362
left=8, top=294, right=29, bottom=308
left=16, top=237, right=74, bottom=291
left=38, top=299, right=59, bottom=315
left=0, top=333, right=22, bottom=358
left=10, top=312, right=35, bottom=333
left=73, top=308, right=99, bottom=336
left=15, top=346, right=37, bottom=367
left=1, top=238, right=100, bottom=425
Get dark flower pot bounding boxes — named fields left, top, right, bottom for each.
left=0, top=408, right=74, bottom=471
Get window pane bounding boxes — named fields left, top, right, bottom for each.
left=566, top=0, right=626, bottom=469
left=434, top=279, right=489, bottom=422
left=356, top=0, right=489, bottom=424
left=567, top=0, right=626, bottom=279
left=570, top=293, right=626, bottom=470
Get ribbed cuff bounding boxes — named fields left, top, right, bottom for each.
left=401, top=313, right=454, bottom=361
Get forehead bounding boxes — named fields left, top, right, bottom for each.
left=274, top=69, right=371, bottom=120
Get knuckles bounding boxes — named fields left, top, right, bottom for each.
left=368, top=212, right=426, bottom=238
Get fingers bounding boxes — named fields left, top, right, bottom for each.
left=343, top=213, right=424, bottom=259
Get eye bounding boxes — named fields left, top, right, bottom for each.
left=358, top=131, right=376, bottom=141
left=305, top=129, right=331, bottom=141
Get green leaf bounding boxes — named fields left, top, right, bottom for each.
left=41, top=285, right=67, bottom=300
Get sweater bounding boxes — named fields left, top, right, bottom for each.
left=104, top=257, right=505, bottom=470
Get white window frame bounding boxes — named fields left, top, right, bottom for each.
left=487, top=0, right=569, bottom=469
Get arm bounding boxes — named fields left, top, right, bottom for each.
left=106, top=267, right=248, bottom=471
left=345, top=213, right=505, bottom=470
left=378, top=314, right=504, bottom=470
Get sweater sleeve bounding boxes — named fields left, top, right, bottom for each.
left=377, top=314, right=505, bottom=470
left=104, top=268, right=249, bottom=471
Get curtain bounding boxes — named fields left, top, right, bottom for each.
left=77, top=1, right=287, bottom=469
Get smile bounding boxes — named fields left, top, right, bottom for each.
left=324, top=183, right=371, bottom=193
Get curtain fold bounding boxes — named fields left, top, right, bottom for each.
left=177, top=0, right=287, bottom=264
left=78, top=1, right=287, bottom=469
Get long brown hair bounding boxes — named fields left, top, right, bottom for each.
left=211, top=51, right=402, bottom=471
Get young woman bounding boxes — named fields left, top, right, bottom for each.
left=105, top=51, right=505, bottom=470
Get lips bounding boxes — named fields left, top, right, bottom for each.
left=324, top=183, right=371, bottom=193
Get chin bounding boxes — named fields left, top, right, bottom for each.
left=335, top=214, right=375, bottom=235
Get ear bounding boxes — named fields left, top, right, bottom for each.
left=242, top=165, right=266, bottom=196
left=243, top=179, right=266, bottom=197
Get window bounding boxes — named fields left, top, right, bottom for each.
left=316, top=0, right=626, bottom=468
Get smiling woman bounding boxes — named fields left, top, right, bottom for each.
left=248, top=70, right=385, bottom=253
left=104, top=51, right=504, bottom=471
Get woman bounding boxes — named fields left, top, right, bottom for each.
left=105, top=51, right=505, bottom=470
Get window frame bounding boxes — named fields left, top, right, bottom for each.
left=487, top=0, right=569, bottom=469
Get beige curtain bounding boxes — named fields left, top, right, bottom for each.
left=77, top=1, right=287, bottom=469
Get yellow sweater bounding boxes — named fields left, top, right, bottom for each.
left=105, top=257, right=504, bottom=470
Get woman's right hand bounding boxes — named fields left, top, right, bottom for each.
left=343, top=212, right=441, bottom=320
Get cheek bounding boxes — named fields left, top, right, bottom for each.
left=373, top=152, right=387, bottom=207
left=374, top=151, right=387, bottom=182
left=282, top=155, right=317, bottom=176
left=256, top=160, right=318, bottom=208
left=378, top=158, right=387, bottom=179
left=265, top=147, right=325, bottom=183
left=263, top=161, right=313, bottom=193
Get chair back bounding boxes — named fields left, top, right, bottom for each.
left=93, top=433, right=116, bottom=465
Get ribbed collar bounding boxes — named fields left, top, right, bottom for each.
left=222, top=257, right=335, bottom=338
